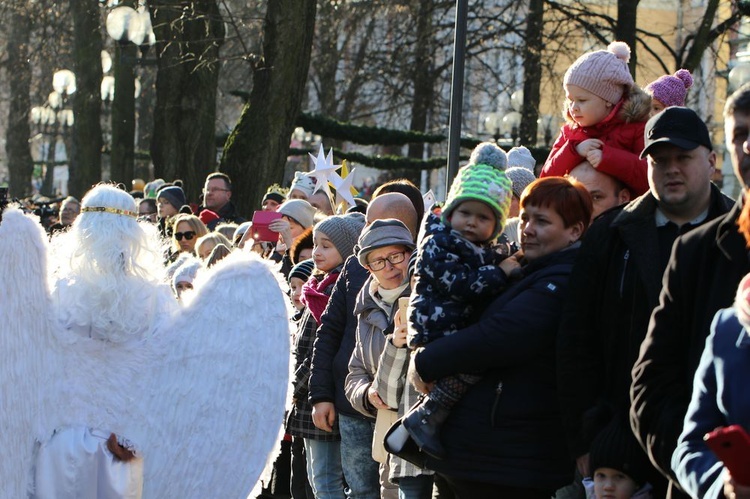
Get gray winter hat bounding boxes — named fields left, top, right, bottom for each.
left=278, top=199, right=317, bottom=229
left=505, top=167, right=537, bottom=198
left=357, top=219, right=416, bottom=268
left=314, top=212, right=366, bottom=262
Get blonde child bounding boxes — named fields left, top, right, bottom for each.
left=644, top=69, right=693, bottom=117
left=541, top=41, right=651, bottom=197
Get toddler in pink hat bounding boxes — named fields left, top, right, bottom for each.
left=541, top=41, right=651, bottom=196
left=645, top=69, right=693, bottom=117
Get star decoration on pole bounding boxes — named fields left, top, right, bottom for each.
left=306, top=144, right=340, bottom=197
left=330, top=160, right=358, bottom=209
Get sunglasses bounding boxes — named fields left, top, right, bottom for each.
left=175, top=231, right=196, bottom=241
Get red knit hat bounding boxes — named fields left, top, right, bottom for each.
left=199, top=209, right=220, bottom=226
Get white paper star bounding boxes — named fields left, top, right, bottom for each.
left=330, top=168, right=357, bottom=208
left=307, top=144, right=340, bottom=196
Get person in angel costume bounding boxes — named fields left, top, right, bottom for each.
left=0, top=184, right=291, bottom=499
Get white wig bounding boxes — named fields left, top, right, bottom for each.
left=49, top=184, right=174, bottom=343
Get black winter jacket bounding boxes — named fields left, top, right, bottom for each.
left=414, top=246, right=578, bottom=491
left=308, top=255, right=371, bottom=419
left=631, top=197, right=750, bottom=497
left=557, top=184, right=733, bottom=459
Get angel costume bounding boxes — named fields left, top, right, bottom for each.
left=0, top=184, right=291, bottom=499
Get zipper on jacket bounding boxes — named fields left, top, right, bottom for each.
left=619, top=249, right=630, bottom=297
left=491, top=381, right=504, bottom=420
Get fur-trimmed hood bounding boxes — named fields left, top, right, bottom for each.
left=564, top=85, right=651, bottom=126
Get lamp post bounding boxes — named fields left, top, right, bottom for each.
left=31, top=70, right=76, bottom=197
left=104, top=2, right=153, bottom=184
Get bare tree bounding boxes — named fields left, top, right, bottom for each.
left=150, top=0, right=226, bottom=200
left=5, top=0, right=34, bottom=198
left=220, top=0, right=317, bottom=215
left=69, top=0, right=103, bottom=198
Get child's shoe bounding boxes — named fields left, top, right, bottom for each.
left=401, top=396, right=449, bottom=459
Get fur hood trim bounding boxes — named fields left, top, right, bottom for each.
left=563, top=85, right=651, bottom=126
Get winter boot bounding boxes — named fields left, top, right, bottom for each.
left=401, top=396, right=450, bottom=459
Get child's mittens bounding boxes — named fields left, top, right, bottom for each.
left=586, top=149, right=603, bottom=168
left=575, top=138, right=603, bottom=157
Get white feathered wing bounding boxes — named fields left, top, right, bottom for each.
left=0, top=208, right=61, bottom=497
left=139, top=251, right=292, bottom=498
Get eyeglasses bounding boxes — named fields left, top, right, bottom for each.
left=202, top=188, right=230, bottom=195
left=367, top=251, right=407, bottom=271
left=175, top=231, right=196, bottom=241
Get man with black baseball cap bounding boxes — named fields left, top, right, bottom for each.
left=557, top=105, right=733, bottom=497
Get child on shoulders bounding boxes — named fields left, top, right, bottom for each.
left=541, top=41, right=651, bottom=197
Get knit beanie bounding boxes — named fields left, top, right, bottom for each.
left=144, top=178, right=166, bottom=199
left=170, top=256, right=201, bottom=293
left=314, top=212, right=366, bottom=263
left=278, top=199, right=316, bottom=229
left=505, top=167, right=537, bottom=199
left=289, top=171, right=316, bottom=198
left=262, top=183, right=287, bottom=205
left=157, top=185, right=187, bottom=209
left=507, top=146, right=536, bottom=172
left=357, top=219, right=416, bottom=268
left=645, top=69, right=693, bottom=108
left=589, top=418, right=652, bottom=487
left=443, top=142, right=513, bottom=241
left=199, top=209, right=220, bottom=227
left=564, top=41, right=634, bottom=104
left=289, top=258, right=315, bottom=283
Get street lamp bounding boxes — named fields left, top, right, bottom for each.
left=30, top=71, right=76, bottom=196
left=483, top=112, right=503, bottom=143
left=103, top=2, right=154, bottom=184
left=501, top=111, right=522, bottom=146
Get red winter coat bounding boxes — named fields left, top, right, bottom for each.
left=540, top=87, right=651, bottom=196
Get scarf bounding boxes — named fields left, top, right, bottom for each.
left=301, top=271, right=340, bottom=324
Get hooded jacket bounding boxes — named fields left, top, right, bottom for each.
left=541, top=86, right=651, bottom=196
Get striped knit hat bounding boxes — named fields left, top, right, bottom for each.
left=442, top=142, right=512, bottom=241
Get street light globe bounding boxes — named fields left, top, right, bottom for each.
left=102, top=50, right=113, bottom=73
left=30, top=106, right=43, bottom=125
left=106, top=5, right=138, bottom=43
left=483, top=112, right=502, bottom=135
left=52, top=70, right=76, bottom=96
left=501, top=111, right=522, bottom=135
left=101, top=76, right=116, bottom=102
left=48, top=91, right=63, bottom=110
left=510, top=89, right=524, bottom=112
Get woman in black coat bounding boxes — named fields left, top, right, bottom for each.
left=410, top=177, right=593, bottom=498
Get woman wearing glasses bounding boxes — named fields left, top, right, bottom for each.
left=170, top=214, right=208, bottom=257
left=344, top=219, right=416, bottom=495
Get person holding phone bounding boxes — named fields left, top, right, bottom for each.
left=672, top=267, right=750, bottom=498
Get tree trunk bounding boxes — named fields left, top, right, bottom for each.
left=150, top=0, right=225, bottom=202
left=109, top=0, right=138, bottom=186
left=519, top=0, right=544, bottom=147
left=404, top=0, right=436, bottom=185
left=69, top=0, right=103, bottom=199
left=5, top=2, right=34, bottom=198
left=616, top=0, right=639, bottom=75
left=220, top=0, right=317, bottom=216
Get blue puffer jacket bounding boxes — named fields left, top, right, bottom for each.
left=414, top=246, right=577, bottom=490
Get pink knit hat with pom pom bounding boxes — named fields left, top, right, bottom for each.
left=564, top=41, right=634, bottom=104
left=645, top=69, right=693, bottom=108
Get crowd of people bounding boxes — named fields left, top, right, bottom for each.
left=4, top=40, right=750, bottom=499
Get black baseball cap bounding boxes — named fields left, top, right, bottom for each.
left=640, top=106, right=713, bottom=159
